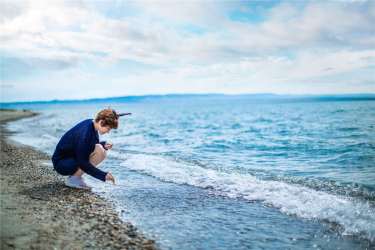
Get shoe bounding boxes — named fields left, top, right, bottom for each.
left=65, top=176, right=92, bottom=190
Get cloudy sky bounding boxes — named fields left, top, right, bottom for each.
left=1, top=0, right=374, bottom=102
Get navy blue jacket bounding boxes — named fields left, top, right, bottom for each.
left=52, top=119, right=107, bottom=181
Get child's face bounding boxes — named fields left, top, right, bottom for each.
left=98, top=122, right=112, bottom=135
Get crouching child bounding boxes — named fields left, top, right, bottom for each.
left=51, top=108, right=120, bottom=189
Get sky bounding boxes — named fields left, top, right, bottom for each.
left=0, top=0, right=375, bottom=102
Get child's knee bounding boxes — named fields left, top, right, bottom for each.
left=95, top=144, right=107, bottom=157
left=89, top=144, right=107, bottom=166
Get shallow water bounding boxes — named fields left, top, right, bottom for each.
left=4, top=96, right=375, bottom=249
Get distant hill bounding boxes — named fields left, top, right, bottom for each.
left=1, top=93, right=375, bottom=106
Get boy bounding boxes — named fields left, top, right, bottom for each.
left=52, top=108, right=123, bottom=189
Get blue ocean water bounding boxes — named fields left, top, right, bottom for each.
left=3, top=95, right=375, bottom=249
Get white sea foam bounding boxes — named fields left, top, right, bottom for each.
left=121, top=154, right=375, bottom=241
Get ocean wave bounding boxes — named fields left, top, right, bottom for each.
left=273, top=176, right=375, bottom=202
left=120, top=154, right=375, bottom=242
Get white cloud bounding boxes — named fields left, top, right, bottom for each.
left=0, top=0, right=374, bottom=101
left=2, top=0, right=374, bottom=63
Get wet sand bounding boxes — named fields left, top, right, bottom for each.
left=0, top=109, right=157, bottom=250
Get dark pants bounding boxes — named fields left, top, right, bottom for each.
left=53, top=158, right=79, bottom=176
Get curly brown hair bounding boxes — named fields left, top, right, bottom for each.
left=94, top=108, right=119, bottom=129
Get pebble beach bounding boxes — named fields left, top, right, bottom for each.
left=0, top=109, right=157, bottom=250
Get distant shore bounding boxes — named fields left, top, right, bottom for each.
left=0, top=109, right=157, bottom=250
left=1, top=93, right=374, bottom=106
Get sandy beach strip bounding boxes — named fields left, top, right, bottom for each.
left=0, top=109, right=157, bottom=250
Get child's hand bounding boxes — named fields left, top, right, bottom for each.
left=104, top=142, right=113, bottom=150
left=106, top=172, right=116, bottom=184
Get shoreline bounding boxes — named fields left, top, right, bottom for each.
left=0, top=109, right=157, bottom=249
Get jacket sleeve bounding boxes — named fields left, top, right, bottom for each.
left=75, top=133, right=107, bottom=181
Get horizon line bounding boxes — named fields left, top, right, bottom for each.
left=1, top=92, right=375, bottom=105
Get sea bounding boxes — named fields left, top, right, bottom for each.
left=2, top=94, right=375, bottom=249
